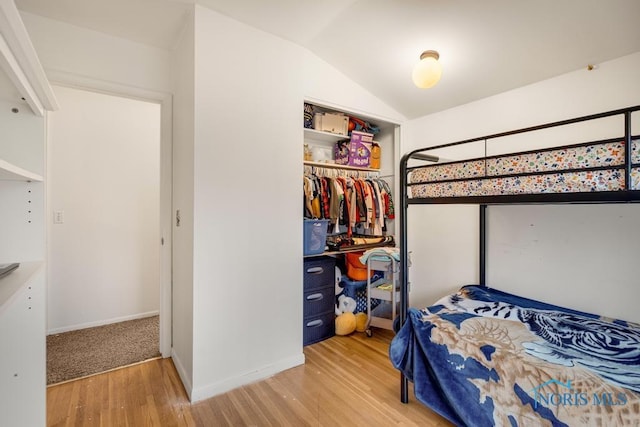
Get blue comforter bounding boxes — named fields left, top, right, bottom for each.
left=389, top=285, right=640, bottom=426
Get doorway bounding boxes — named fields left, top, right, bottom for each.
left=45, top=83, right=172, bottom=381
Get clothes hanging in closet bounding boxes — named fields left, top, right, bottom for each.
left=303, top=169, right=395, bottom=236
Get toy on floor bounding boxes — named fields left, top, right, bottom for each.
left=335, top=295, right=357, bottom=335
left=335, top=295, right=369, bottom=335
left=355, top=312, right=368, bottom=332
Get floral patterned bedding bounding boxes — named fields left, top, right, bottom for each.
left=389, top=285, right=640, bottom=426
left=408, top=139, right=640, bottom=199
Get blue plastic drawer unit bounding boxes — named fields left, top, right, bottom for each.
left=303, top=256, right=335, bottom=291
left=303, top=256, right=335, bottom=345
left=304, top=286, right=335, bottom=317
left=303, top=311, right=335, bottom=346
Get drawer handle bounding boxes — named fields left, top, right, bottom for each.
left=306, top=266, right=324, bottom=274
left=306, top=319, right=324, bottom=328
left=306, top=293, right=324, bottom=302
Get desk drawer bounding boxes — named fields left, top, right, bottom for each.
left=303, top=256, right=335, bottom=291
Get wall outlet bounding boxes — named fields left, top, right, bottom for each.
left=54, top=210, right=64, bottom=224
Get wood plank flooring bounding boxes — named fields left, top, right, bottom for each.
left=47, top=328, right=452, bottom=426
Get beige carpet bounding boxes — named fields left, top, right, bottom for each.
left=47, top=315, right=160, bottom=385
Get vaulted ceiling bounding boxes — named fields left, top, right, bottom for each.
left=15, top=0, right=640, bottom=119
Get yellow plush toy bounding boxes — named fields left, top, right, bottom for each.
left=335, top=312, right=356, bottom=336
left=355, top=312, right=368, bottom=332
left=335, top=295, right=357, bottom=335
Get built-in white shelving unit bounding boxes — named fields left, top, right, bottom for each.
left=0, top=262, right=45, bottom=427
left=0, top=1, right=58, bottom=425
left=0, top=158, right=43, bottom=181
left=0, top=261, right=43, bottom=315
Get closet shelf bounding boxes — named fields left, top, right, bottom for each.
left=304, top=160, right=379, bottom=173
left=304, top=128, right=349, bottom=143
left=0, top=158, right=43, bottom=182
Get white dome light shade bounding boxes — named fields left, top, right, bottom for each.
left=412, top=50, right=442, bottom=89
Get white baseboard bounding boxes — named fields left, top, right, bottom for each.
left=190, top=352, right=306, bottom=403
left=46, top=310, right=160, bottom=335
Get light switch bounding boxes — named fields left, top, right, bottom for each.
left=54, top=210, right=64, bottom=224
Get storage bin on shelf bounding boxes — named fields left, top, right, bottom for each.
left=334, top=130, right=374, bottom=168
left=303, top=219, right=329, bottom=256
left=313, top=112, right=349, bottom=136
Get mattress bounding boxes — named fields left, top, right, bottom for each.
left=408, top=138, right=640, bottom=199
left=389, top=285, right=640, bottom=426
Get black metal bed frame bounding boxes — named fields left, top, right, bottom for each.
left=397, top=105, right=640, bottom=403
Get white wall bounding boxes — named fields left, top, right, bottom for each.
left=20, top=12, right=172, bottom=94
left=46, top=85, right=160, bottom=333
left=487, top=204, right=640, bottom=323
left=403, top=52, right=640, bottom=323
left=182, top=6, right=405, bottom=402
left=190, top=6, right=304, bottom=401
left=302, top=50, right=405, bottom=124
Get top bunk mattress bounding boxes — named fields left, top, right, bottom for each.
left=405, top=106, right=640, bottom=204
left=409, top=138, right=640, bottom=200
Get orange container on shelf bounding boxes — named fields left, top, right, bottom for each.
left=370, top=142, right=381, bottom=169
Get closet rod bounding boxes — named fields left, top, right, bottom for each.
left=304, top=165, right=380, bottom=179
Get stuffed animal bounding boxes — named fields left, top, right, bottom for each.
left=335, top=295, right=357, bottom=336
left=355, top=312, right=368, bottom=332
left=335, top=294, right=357, bottom=315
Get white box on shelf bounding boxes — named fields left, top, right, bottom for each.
left=313, top=112, right=349, bottom=136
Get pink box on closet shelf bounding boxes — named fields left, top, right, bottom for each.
left=334, top=131, right=373, bottom=168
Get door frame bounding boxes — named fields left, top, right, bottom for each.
left=45, top=70, right=173, bottom=357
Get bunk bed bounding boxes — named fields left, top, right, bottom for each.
left=390, top=105, right=640, bottom=426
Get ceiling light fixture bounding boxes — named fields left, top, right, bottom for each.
left=412, top=50, right=442, bottom=89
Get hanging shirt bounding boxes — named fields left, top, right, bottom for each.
left=329, top=178, right=344, bottom=233
left=336, top=177, right=353, bottom=237
left=303, top=176, right=314, bottom=218
left=378, top=178, right=395, bottom=219
left=354, top=179, right=367, bottom=223
left=311, top=176, right=321, bottom=219
left=370, top=179, right=384, bottom=235
left=362, top=180, right=373, bottom=231
left=321, top=177, right=331, bottom=219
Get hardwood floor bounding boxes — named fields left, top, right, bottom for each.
left=47, top=328, right=452, bottom=426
